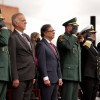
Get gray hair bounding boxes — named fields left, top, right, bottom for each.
left=12, top=13, right=23, bottom=26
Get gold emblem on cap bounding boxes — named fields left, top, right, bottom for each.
left=75, top=17, right=77, bottom=22
left=91, top=26, right=94, bottom=30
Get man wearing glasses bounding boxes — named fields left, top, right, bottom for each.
left=36, top=24, right=63, bottom=100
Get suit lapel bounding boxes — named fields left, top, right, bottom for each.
left=14, top=30, right=32, bottom=52
left=23, top=34, right=33, bottom=50
left=42, top=38, right=58, bottom=58
left=53, top=45, right=59, bottom=58
left=24, top=34, right=36, bottom=60
left=90, top=44, right=98, bottom=56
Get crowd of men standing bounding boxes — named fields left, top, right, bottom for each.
left=0, top=8, right=100, bottom=100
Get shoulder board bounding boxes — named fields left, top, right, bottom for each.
left=58, top=34, right=65, bottom=42
left=59, top=34, right=64, bottom=38
left=1, top=27, right=8, bottom=29
left=83, top=40, right=92, bottom=48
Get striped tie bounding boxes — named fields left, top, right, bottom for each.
left=22, top=34, right=31, bottom=48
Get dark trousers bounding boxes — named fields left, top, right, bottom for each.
left=81, top=77, right=99, bottom=100
left=12, top=79, right=33, bottom=100
left=40, top=83, right=58, bottom=100
left=0, top=81, right=7, bottom=100
left=61, top=80, right=79, bottom=100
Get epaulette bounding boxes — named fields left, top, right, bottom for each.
left=83, top=40, right=92, bottom=48
left=1, top=27, right=8, bottom=29
left=58, top=34, right=64, bottom=42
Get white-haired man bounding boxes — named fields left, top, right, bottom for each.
left=8, top=13, right=36, bottom=100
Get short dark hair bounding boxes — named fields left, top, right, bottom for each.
left=41, top=24, right=51, bottom=37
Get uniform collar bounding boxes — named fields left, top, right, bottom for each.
left=65, top=32, right=71, bottom=36
left=15, top=29, right=23, bottom=37
left=44, top=38, right=51, bottom=43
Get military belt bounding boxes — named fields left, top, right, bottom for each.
left=0, top=46, right=8, bottom=52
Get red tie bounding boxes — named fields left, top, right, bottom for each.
left=50, top=42, right=57, bottom=56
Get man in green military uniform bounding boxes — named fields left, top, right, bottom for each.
left=0, top=9, right=11, bottom=100
left=57, top=18, right=81, bottom=100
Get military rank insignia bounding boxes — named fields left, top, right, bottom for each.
left=59, top=34, right=64, bottom=42
left=83, top=40, right=92, bottom=48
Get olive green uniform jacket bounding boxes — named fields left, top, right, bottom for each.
left=57, top=32, right=81, bottom=82
left=0, top=27, right=10, bottom=81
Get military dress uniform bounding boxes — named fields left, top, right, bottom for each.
left=97, top=42, right=100, bottom=80
left=80, top=25, right=99, bottom=100
left=0, top=9, right=11, bottom=100
left=57, top=17, right=81, bottom=100
left=0, top=27, right=11, bottom=100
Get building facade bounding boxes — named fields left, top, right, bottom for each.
left=0, top=4, right=19, bottom=31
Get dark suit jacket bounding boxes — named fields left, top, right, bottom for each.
left=36, top=38, right=62, bottom=84
left=8, top=30, right=36, bottom=81
left=81, top=41, right=98, bottom=79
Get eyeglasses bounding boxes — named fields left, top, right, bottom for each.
left=47, top=30, right=55, bottom=32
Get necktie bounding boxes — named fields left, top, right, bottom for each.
left=22, top=34, right=31, bottom=48
left=50, top=42, right=57, bottom=56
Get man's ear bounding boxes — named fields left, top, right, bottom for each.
left=44, top=32, right=47, bottom=36
left=14, top=21, right=18, bottom=26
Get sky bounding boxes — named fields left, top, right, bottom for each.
left=0, top=0, right=100, bottom=45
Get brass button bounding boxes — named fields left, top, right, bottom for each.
left=1, top=47, right=4, bottom=52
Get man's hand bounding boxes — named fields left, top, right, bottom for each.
left=12, top=79, right=19, bottom=88
left=33, top=79, right=36, bottom=84
left=58, top=79, right=63, bottom=86
left=44, top=80, right=51, bottom=86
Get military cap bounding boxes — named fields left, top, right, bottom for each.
left=62, top=17, right=78, bottom=27
left=0, top=8, right=4, bottom=20
left=81, top=25, right=96, bottom=34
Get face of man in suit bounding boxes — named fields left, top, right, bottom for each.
left=14, top=14, right=27, bottom=32
left=44, top=26, right=55, bottom=41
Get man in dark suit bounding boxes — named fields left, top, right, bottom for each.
left=36, top=24, right=63, bottom=100
left=8, top=13, right=36, bottom=100
left=80, top=25, right=99, bottom=100
left=0, top=9, right=11, bottom=100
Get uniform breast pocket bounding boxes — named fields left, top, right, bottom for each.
left=0, top=59, right=6, bottom=68
left=72, top=48, right=76, bottom=54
